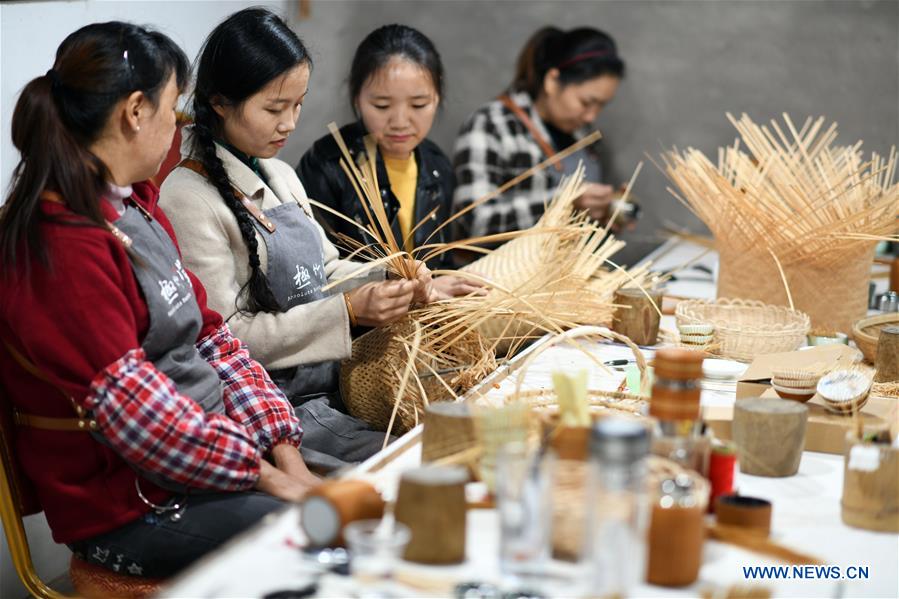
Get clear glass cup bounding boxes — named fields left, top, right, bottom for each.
left=495, top=442, right=552, bottom=587
left=344, top=519, right=410, bottom=591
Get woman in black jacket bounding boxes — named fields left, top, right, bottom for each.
left=298, top=24, right=481, bottom=298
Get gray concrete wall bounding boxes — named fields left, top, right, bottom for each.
left=285, top=0, right=899, bottom=264
left=0, top=1, right=896, bottom=595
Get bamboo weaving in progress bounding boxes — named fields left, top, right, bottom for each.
left=661, top=113, right=898, bottom=331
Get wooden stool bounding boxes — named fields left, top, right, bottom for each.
left=70, top=556, right=162, bottom=599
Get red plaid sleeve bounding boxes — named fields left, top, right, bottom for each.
left=82, top=347, right=261, bottom=490
left=196, top=323, right=303, bottom=452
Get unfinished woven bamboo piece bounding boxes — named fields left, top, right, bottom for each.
left=324, top=124, right=653, bottom=439
left=852, top=312, right=899, bottom=364
left=662, top=113, right=899, bottom=332
left=460, top=168, right=656, bottom=356
left=676, top=298, right=810, bottom=361
left=340, top=317, right=496, bottom=436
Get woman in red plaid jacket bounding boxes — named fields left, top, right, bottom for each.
left=0, top=22, right=317, bottom=578
left=451, top=27, right=627, bottom=259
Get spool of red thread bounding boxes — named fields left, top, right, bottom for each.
left=708, top=442, right=737, bottom=513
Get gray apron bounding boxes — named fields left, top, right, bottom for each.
left=253, top=200, right=389, bottom=472
left=111, top=202, right=226, bottom=491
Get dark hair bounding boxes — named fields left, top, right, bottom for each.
left=0, top=21, right=189, bottom=270
left=349, top=24, right=444, bottom=115
left=511, top=26, right=625, bottom=98
left=191, top=8, right=311, bottom=315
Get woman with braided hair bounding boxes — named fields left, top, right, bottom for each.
left=160, top=8, right=433, bottom=472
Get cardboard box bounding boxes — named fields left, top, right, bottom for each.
left=735, top=345, right=861, bottom=399
left=705, top=392, right=898, bottom=455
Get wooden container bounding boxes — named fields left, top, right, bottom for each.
left=300, top=480, right=385, bottom=547
left=852, top=313, right=899, bottom=364
left=716, top=495, right=772, bottom=537
left=647, top=502, right=705, bottom=586
left=873, top=326, right=899, bottom=383
left=394, top=466, right=468, bottom=564
left=890, top=255, right=899, bottom=294
left=841, top=435, right=899, bottom=533
left=421, top=401, right=478, bottom=463
left=613, top=287, right=663, bottom=346
left=733, top=398, right=808, bottom=477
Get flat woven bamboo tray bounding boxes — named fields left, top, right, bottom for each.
left=852, top=313, right=899, bottom=364
left=676, top=298, right=810, bottom=362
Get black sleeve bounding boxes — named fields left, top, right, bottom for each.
left=296, top=146, right=342, bottom=241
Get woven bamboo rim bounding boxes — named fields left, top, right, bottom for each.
left=852, top=312, right=899, bottom=364
left=508, top=325, right=650, bottom=400
left=676, top=298, right=810, bottom=361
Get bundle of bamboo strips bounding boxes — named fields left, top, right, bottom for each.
left=661, top=113, right=898, bottom=332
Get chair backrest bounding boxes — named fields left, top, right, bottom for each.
left=0, top=381, right=40, bottom=515
left=0, top=378, right=64, bottom=599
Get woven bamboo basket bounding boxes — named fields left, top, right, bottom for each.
left=339, top=318, right=497, bottom=436
left=676, top=298, right=810, bottom=362
left=852, top=313, right=899, bottom=364
left=717, top=243, right=875, bottom=334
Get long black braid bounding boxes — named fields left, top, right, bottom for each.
left=190, top=103, right=281, bottom=314
left=189, top=8, right=311, bottom=315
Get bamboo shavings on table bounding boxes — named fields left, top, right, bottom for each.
left=660, top=113, right=899, bottom=332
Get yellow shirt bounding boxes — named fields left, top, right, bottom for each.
left=383, top=154, right=418, bottom=252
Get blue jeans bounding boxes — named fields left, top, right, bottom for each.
left=68, top=491, right=284, bottom=578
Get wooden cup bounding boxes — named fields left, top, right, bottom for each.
left=647, top=503, right=705, bottom=586
left=841, top=434, right=899, bottom=533
left=300, top=480, right=385, bottom=547
left=873, top=326, right=899, bottom=383
left=421, top=401, right=478, bottom=463
left=715, top=495, right=772, bottom=537
left=612, top=287, right=664, bottom=346
left=394, top=466, right=468, bottom=564
left=733, top=398, right=808, bottom=477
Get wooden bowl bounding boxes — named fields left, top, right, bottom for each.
left=817, top=371, right=872, bottom=415
left=771, top=381, right=817, bottom=403
left=852, top=313, right=899, bottom=363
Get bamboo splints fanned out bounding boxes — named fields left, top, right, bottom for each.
left=661, top=113, right=899, bottom=331
left=662, top=113, right=898, bottom=267
left=321, top=123, right=653, bottom=435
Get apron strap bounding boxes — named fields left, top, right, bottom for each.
left=40, top=190, right=134, bottom=248
left=497, top=94, right=563, bottom=173
left=178, top=159, right=277, bottom=233
left=2, top=340, right=96, bottom=432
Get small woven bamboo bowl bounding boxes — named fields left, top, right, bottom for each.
left=676, top=298, right=810, bottom=362
left=852, top=313, right=899, bottom=364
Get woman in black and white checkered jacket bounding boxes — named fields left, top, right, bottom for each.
left=451, top=26, right=626, bottom=256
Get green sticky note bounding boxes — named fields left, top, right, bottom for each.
left=627, top=364, right=654, bottom=396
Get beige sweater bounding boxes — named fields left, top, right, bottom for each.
left=159, top=129, right=382, bottom=370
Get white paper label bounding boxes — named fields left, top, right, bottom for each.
left=848, top=445, right=881, bottom=472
